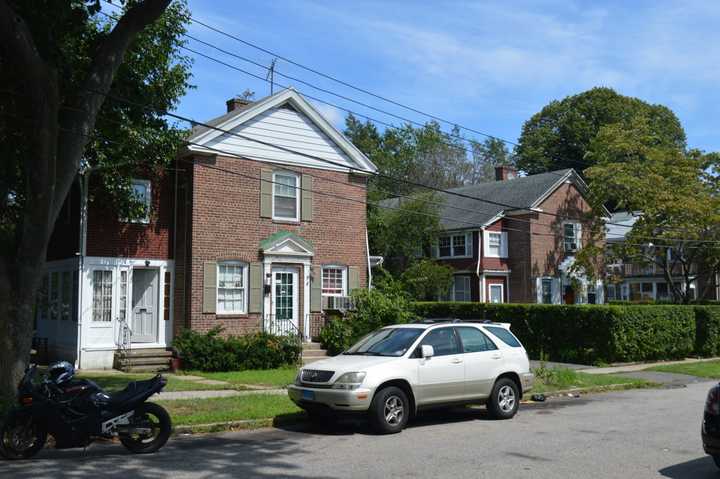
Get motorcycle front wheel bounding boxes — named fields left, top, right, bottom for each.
left=119, top=402, right=171, bottom=454
left=0, top=410, right=47, bottom=460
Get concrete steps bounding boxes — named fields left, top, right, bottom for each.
left=301, top=342, right=328, bottom=366
left=115, top=348, right=173, bottom=373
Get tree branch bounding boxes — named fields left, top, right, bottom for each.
left=54, top=0, right=171, bottom=222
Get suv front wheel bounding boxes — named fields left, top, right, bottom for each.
left=369, top=386, right=409, bottom=434
left=487, top=378, right=520, bottom=419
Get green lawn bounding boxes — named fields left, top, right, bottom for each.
left=157, top=394, right=301, bottom=426
left=185, top=367, right=298, bottom=388
left=78, top=373, right=240, bottom=393
left=647, top=360, right=720, bottom=378
left=531, top=367, right=654, bottom=394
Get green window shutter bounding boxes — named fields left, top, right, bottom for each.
left=301, top=174, right=313, bottom=222
left=249, top=262, right=263, bottom=313
left=203, top=261, right=217, bottom=314
left=310, top=267, right=322, bottom=312
left=260, top=170, right=272, bottom=218
left=348, top=266, right=360, bottom=292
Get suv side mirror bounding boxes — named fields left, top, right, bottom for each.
left=421, top=345, right=434, bottom=359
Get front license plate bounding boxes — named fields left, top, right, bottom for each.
left=302, top=389, right=315, bottom=400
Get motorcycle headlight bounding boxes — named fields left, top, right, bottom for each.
left=332, top=372, right=366, bottom=390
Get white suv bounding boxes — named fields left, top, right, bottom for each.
left=287, top=319, right=534, bottom=434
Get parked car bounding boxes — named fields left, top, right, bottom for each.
left=702, top=383, right=720, bottom=468
left=287, top=319, right=534, bottom=433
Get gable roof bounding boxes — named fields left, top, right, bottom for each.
left=184, top=88, right=377, bottom=174
left=382, top=169, right=586, bottom=230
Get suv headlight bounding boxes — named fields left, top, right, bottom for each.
left=332, top=372, right=366, bottom=390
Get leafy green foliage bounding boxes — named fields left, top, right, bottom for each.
left=694, top=307, right=720, bottom=357
left=515, top=87, right=686, bottom=175
left=173, top=327, right=301, bottom=372
left=319, top=289, right=416, bottom=354
left=400, top=259, right=453, bottom=301
left=412, top=302, right=702, bottom=364
left=585, top=118, right=720, bottom=303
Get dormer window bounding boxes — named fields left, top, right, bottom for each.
left=272, top=172, right=299, bottom=221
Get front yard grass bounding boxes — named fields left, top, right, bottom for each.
left=157, top=394, right=301, bottom=427
left=531, top=367, right=654, bottom=394
left=184, top=367, right=298, bottom=389
left=647, top=360, right=720, bottom=379
left=78, top=373, right=241, bottom=393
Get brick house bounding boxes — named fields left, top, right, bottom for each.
left=37, top=88, right=377, bottom=369
left=424, top=167, right=604, bottom=304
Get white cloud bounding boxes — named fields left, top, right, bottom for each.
left=312, top=102, right=345, bottom=128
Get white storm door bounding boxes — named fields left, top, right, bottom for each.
left=271, top=267, right=299, bottom=336
left=131, top=269, right=158, bottom=343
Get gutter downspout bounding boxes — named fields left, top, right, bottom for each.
left=365, top=228, right=372, bottom=289
left=76, top=171, right=91, bottom=369
left=476, top=228, right=483, bottom=302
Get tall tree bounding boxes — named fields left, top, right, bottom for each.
left=584, top=118, right=720, bottom=303
left=515, top=87, right=686, bottom=175
left=468, top=137, right=514, bottom=183
left=0, top=0, right=192, bottom=397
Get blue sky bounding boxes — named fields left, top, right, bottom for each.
left=176, top=0, right=720, bottom=153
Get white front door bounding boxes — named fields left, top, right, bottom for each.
left=131, top=268, right=158, bottom=343
left=271, top=266, right=299, bottom=336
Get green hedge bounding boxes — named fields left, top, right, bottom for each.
left=173, top=327, right=301, bottom=372
left=411, top=302, right=701, bottom=364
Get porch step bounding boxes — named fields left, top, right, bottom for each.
left=125, top=349, right=173, bottom=358
left=123, top=365, right=171, bottom=374
left=117, top=356, right=172, bottom=367
left=115, top=348, right=173, bottom=373
left=303, top=342, right=323, bottom=349
left=302, top=349, right=328, bottom=358
left=301, top=341, right=329, bottom=366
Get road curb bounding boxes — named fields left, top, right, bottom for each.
left=522, top=382, right=659, bottom=403
left=173, top=414, right=305, bottom=435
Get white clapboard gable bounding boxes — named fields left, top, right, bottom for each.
left=187, top=88, right=377, bottom=174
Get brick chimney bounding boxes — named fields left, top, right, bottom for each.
left=495, top=165, right=517, bottom=181
left=226, top=97, right=254, bottom=113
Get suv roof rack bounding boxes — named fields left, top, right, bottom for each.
left=414, top=318, right=499, bottom=325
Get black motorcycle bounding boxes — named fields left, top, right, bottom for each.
left=0, top=361, right=171, bottom=459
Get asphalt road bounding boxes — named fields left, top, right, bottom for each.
left=2, top=381, right=719, bottom=479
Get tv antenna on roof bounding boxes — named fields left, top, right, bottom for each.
left=266, top=58, right=277, bottom=95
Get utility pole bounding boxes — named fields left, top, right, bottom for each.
left=267, top=58, right=277, bottom=95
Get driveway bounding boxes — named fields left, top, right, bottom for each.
left=1, top=381, right=717, bottom=479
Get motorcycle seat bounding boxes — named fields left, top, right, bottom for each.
left=109, top=376, right=163, bottom=408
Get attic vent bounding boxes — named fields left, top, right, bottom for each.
left=279, top=103, right=296, bottom=111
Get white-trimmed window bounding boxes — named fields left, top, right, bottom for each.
left=441, top=275, right=472, bottom=301
left=217, top=261, right=248, bottom=314
left=322, top=266, right=347, bottom=296
left=435, top=232, right=472, bottom=258
left=92, top=270, right=113, bottom=322
left=483, top=231, right=508, bottom=258
left=541, top=278, right=553, bottom=304
left=130, top=179, right=151, bottom=224
left=272, top=172, right=299, bottom=221
left=563, top=222, right=581, bottom=252
left=489, top=283, right=504, bottom=303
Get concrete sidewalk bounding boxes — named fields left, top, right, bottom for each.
left=153, top=389, right=287, bottom=401
left=582, top=357, right=720, bottom=375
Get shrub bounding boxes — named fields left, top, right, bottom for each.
left=173, top=327, right=301, bottom=372
left=695, top=306, right=720, bottom=356
left=319, top=288, right=416, bottom=354
left=318, top=319, right=353, bottom=355
left=411, top=302, right=699, bottom=364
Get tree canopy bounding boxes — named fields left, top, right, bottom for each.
left=515, top=87, right=687, bottom=175
left=584, top=118, right=720, bottom=303
left=0, top=0, right=191, bottom=397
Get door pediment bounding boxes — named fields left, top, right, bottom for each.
left=260, top=231, right=314, bottom=258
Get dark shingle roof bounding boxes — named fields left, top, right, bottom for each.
left=381, top=169, right=574, bottom=230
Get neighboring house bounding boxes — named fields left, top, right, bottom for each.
left=410, top=166, right=604, bottom=304
left=37, top=88, right=377, bottom=369
left=604, top=211, right=716, bottom=301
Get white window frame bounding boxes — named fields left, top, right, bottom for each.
left=483, top=230, right=508, bottom=258
left=541, top=278, right=553, bottom=304
left=272, top=172, right=300, bottom=222
left=563, top=222, right=581, bottom=253
left=127, top=179, right=151, bottom=224
left=321, top=265, right=347, bottom=297
left=488, top=283, right=504, bottom=304
left=442, top=275, right=471, bottom=302
left=91, top=269, right=114, bottom=323
left=436, top=232, right=472, bottom=259
left=216, top=261, right=248, bottom=315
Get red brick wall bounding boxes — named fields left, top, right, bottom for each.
left=86, top=174, right=173, bottom=260
left=485, top=276, right=507, bottom=302
left=185, top=155, right=369, bottom=336
left=437, top=231, right=479, bottom=271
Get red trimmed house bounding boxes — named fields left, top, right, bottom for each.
left=38, top=88, right=377, bottom=369
left=427, top=167, right=604, bottom=304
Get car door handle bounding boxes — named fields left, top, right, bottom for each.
left=491, top=354, right=502, bottom=360
left=451, top=358, right=463, bottom=364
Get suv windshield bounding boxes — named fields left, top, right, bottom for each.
left=344, top=328, right=423, bottom=357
